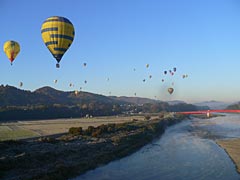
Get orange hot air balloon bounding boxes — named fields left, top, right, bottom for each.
left=3, top=41, right=20, bottom=65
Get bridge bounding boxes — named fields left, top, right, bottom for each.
left=177, top=109, right=240, bottom=117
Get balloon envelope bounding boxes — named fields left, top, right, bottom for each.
left=41, top=16, right=75, bottom=67
left=168, top=88, right=174, bottom=94
left=3, top=41, right=20, bottom=65
left=19, top=82, right=23, bottom=87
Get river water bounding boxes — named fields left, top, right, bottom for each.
left=73, top=114, right=240, bottom=180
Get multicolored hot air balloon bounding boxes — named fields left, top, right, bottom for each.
left=3, top=41, right=20, bottom=65
left=41, top=16, right=75, bottom=68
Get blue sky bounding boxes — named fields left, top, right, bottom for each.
left=1, top=0, right=240, bottom=103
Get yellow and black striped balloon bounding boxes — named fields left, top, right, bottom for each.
left=41, top=16, right=75, bottom=68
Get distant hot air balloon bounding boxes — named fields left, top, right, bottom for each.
left=146, top=64, right=149, bottom=68
left=83, top=63, right=87, bottom=67
left=149, top=75, right=152, bottom=79
left=69, top=83, right=73, bottom=87
left=162, top=79, right=164, bottom=82
left=164, top=71, right=167, bottom=75
left=182, top=74, right=188, bottom=79
left=19, top=82, right=23, bottom=87
left=41, top=16, right=75, bottom=68
left=54, top=79, right=58, bottom=84
left=143, top=79, right=146, bottom=82
left=75, top=90, right=79, bottom=96
left=173, top=67, right=177, bottom=72
left=84, top=80, right=87, bottom=84
left=168, top=88, right=174, bottom=95
left=3, top=40, right=20, bottom=65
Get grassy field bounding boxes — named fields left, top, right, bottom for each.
left=0, top=126, right=38, bottom=141
left=0, top=115, right=161, bottom=141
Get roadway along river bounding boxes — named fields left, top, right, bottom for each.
left=73, top=114, right=240, bottom=180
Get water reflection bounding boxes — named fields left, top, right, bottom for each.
left=72, top=114, right=240, bottom=180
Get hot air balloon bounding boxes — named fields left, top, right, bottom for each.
left=41, top=16, right=75, bottom=68
left=164, top=71, right=167, bottom=75
left=162, top=79, right=164, bottom=82
left=143, top=79, right=146, bottom=82
left=168, top=88, right=174, bottom=95
left=54, top=79, right=58, bottom=84
left=75, top=90, right=79, bottom=96
left=84, top=80, right=87, bottom=84
left=83, top=63, right=87, bottom=67
left=3, top=41, right=20, bottom=65
left=19, top=82, right=23, bottom=87
left=173, top=67, right=177, bottom=72
left=146, top=64, right=149, bottom=68
left=149, top=75, right=152, bottom=79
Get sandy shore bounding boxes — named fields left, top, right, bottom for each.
left=216, top=138, right=240, bottom=174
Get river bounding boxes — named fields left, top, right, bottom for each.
left=72, top=114, right=240, bottom=180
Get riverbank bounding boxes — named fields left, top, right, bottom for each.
left=216, top=138, right=240, bottom=174
left=0, top=114, right=187, bottom=180
left=0, top=115, right=156, bottom=141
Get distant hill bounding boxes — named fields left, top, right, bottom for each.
left=110, top=96, right=159, bottom=105
left=193, top=101, right=231, bottom=110
left=0, top=85, right=208, bottom=121
left=225, top=102, right=240, bottom=110
left=0, top=85, right=122, bottom=107
left=167, top=100, right=186, bottom=105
